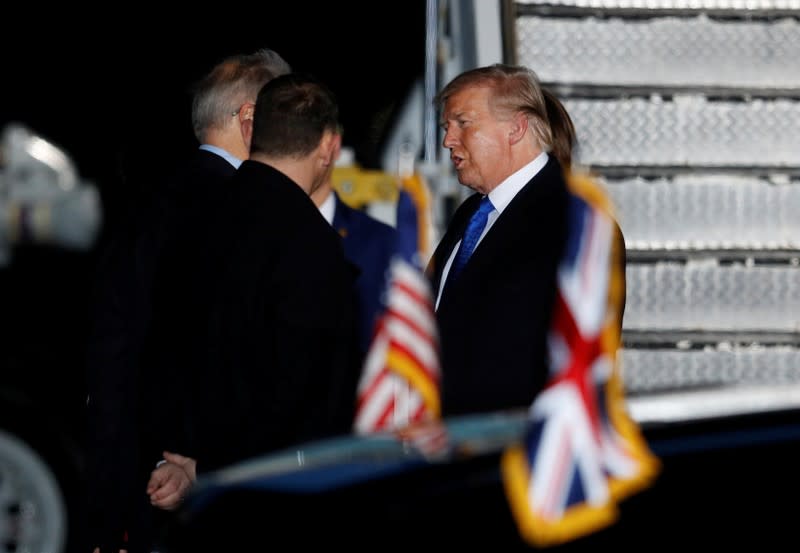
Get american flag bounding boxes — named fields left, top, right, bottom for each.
left=353, top=189, right=442, bottom=435
left=501, top=176, right=659, bottom=547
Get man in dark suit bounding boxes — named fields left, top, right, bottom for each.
left=311, top=150, right=398, bottom=354
left=141, top=73, right=360, bottom=508
left=427, top=64, right=570, bottom=417
left=85, top=49, right=291, bottom=553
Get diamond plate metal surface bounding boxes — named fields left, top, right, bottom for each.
left=600, top=175, right=800, bottom=249
left=564, top=97, right=800, bottom=167
left=624, top=261, right=800, bottom=331
left=621, top=346, right=800, bottom=393
left=517, top=16, right=800, bottom=89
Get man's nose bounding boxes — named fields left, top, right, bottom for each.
left=442, top=129, right=457, bottom=148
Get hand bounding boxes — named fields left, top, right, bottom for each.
left=162, top=451, right=197, bottom=482
left=395, top=419, right=450, bottom=459
left=146, top=451, right=197, bottom=510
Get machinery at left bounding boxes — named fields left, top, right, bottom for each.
left=0, top=123, right=102, bottom=553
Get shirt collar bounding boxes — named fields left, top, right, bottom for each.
left=318, top=190, right=336, bottom=225
left=487, top=151, right=549, bottom=214
left=198, top=144, right=243, bottom=169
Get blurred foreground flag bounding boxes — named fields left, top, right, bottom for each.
left=353, top=187, right=441, bottom=434
left=501, top=174, right=660, bottom=547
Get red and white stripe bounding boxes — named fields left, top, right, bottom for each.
left=354, top=258, right=441, bottom=435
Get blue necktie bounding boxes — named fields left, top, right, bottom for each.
left=445, top=195, right=494, bottom=286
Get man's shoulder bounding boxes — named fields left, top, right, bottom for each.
left=176, top=149, right=236, bottom=181
left=335, top=195, right=397, bottom=237
left=232, top=160, right=301, bottom=193
left=158, top=150, right=236, bottom=204
left=231, top=164, right=332, bottom=235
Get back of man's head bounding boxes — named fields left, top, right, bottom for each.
left=191, top=48, right=291, bottom=143
left=250, top=73, right=340, bottom=159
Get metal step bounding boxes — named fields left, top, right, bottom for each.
left=517, top=14, right=800, bottom=91
left=622, top=329, right=800, bottom=347
left=516, top=0, right=800, bottom=17
left=621, top=344, right=800, bottom=394
left=599, top=174, right=800, bottom=250
left=624, top=249, right=800, bottom=263
left=562, top=96, right=800, bottom=168
left=623, top=260, right=800, bottom=332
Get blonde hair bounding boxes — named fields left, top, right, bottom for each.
left=435, top=63, right=552, bottom=151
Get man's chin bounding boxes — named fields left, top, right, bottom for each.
left=461, top=181, right=481, bottom=193
left=454, top=172, right=471, bottom=187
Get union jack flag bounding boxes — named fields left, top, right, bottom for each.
left=501, top=174, right=659, bottom=547
left=353, top=188, right=441, bottom=435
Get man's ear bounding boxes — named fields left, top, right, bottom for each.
left=241, top=119, right=253, bottom=153
left=508, top=112, right=529, bottom=145
left=238, top=102, right=256, bottom=153
left=238, top=102, right=256, bottom=122
left=321, top=130, right=343, bottom=168
left=332, top=133, right=342, bottom=164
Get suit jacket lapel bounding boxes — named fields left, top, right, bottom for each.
left=436, top=157, right=565, bottom=308
left=473, top=157, right=564, bottom=268
left=427, top=193, right=481, bottom=294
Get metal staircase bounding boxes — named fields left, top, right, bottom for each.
left=513, top=0, right=800, bottom=422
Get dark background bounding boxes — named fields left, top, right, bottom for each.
left=0, top=5, right=427, bottom=359
left=1, top=4, right=427, bottom=221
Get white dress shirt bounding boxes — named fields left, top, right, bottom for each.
left=435, top=151, right=549, bottom=310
